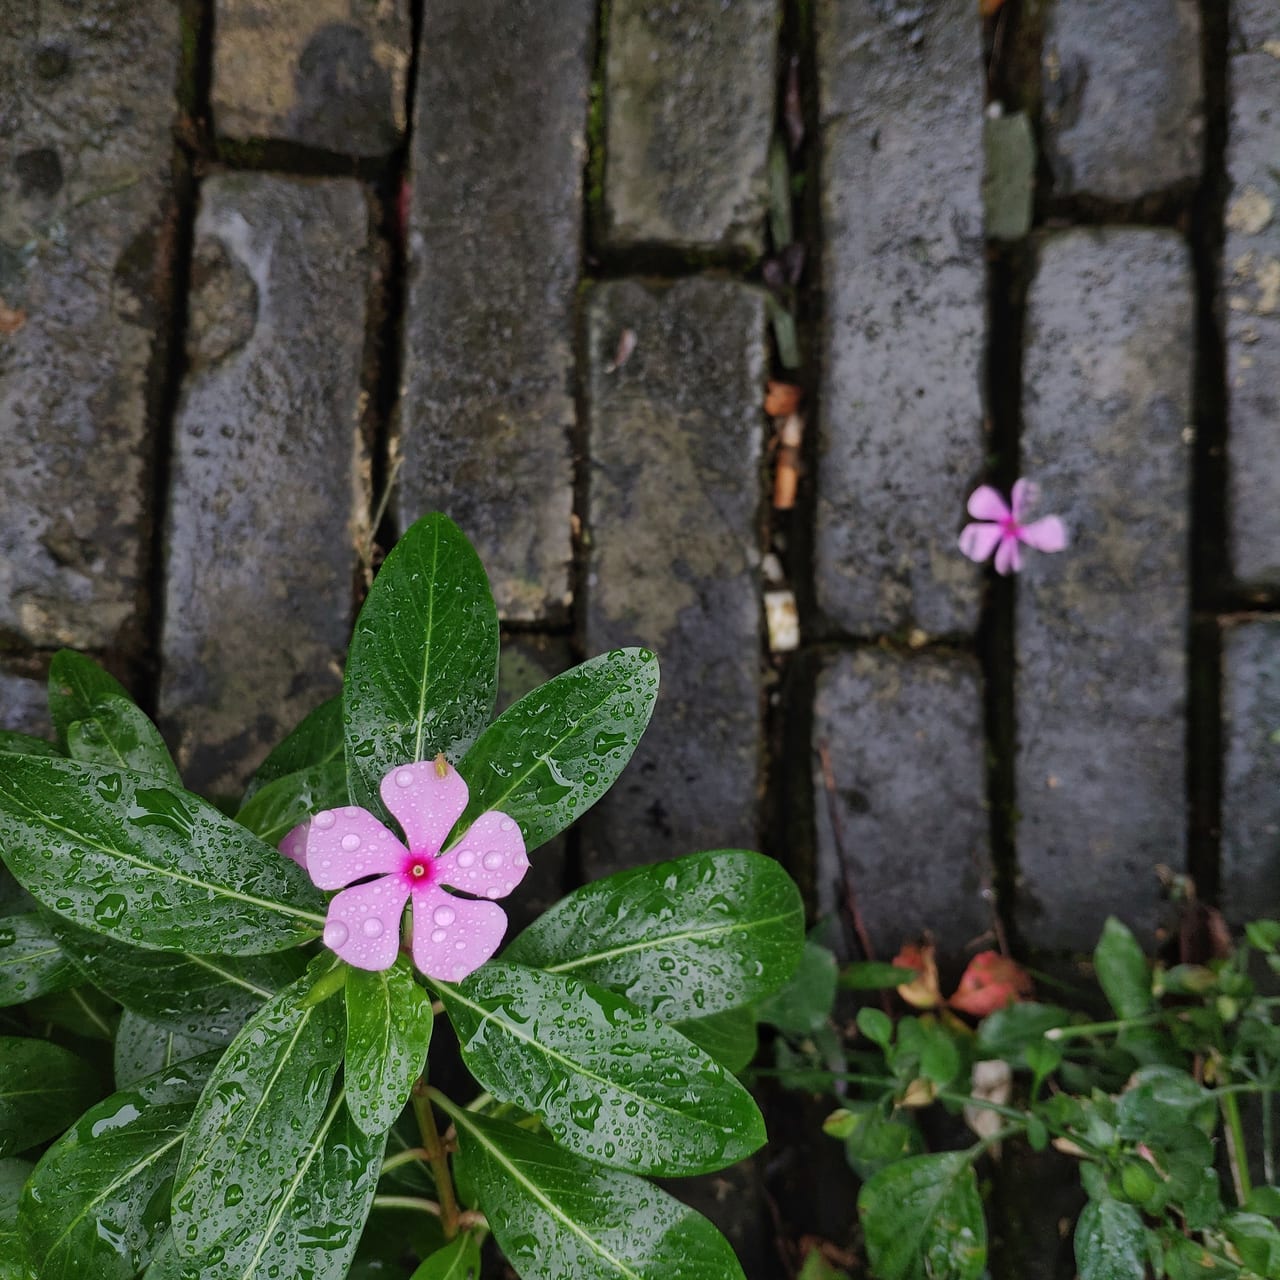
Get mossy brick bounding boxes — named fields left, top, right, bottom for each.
left=1225, top=15, right=1280, bottom=584
left=1221, top=620, right=1280, bottom=922
left=580, top=279, right=766, bottom=879
left=1041, top=0, right=1203, bottom=201
left=814, top=0, right=986, bottom=638
left=811, top=649, right=991, bottom=960
left=158, top=175, right=372, bottom=798
left=212, top=0, right=411, bottom=157
left=1016, top=231, right=1193, bottom=951
left=601, top=0, right=776, bottom=254
left=0, top=2, right=179, bottom=651
left=395, top=0, right=590, bottom=623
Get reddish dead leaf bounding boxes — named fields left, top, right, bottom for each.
left=893, top=941, right=941, bottom=1009
left=949, top=950, right=1033, bottom=1017
left=0, top=299, right=26, bottom=335
left=765, top=380, right=802, bottom=417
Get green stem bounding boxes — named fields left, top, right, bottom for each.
left=380, top=1146, right=430, bottom=1175
left=1044, top=1012, right=1166, bottom=1041
left=966, top=1124, right=1024, bottom=1158
left=465, top=1091, right=494, bottom=1112
left=372, top=1195, right=442, bottom=1216
left=1221, top=1090, right=1254, bottom=1206
left=412, top=1080, right=461, bottom=1241
left=934, top=1091, right=1030, bottom=1126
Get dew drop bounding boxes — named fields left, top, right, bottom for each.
left=433, top=905, right=456, bottom=926
left=323, top=920, right=349, bottom=948
left=395, top=769, right=415, bottom=788
left=431, top=928, right=447, bottom=943
left=486, top=885, right=503, bottom=898
left=361, top=917, right=384, bottom=939
left=314, top=812, right=336, bottom=830
left=482, top=851, right=504, bottom=870
left=341, top=833, right=361, bottom=852
left=456, top=850, right=475, bottom=868
left=500, top=818, right=515, bottom=832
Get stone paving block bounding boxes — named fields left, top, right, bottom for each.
left=602, top=0, right=776, bottom=253
left=1226, top=23, right=1280, bottom=584
left=212, top=0, right=410, bottom=156
left=395, top=0, right=589, bottom=623
left=1017, top=231, right=1193, bottom=951
left=580, top=279, right=766, bottom=878
left=812, top=649, right=991, bottom=959
left=158, top=175, right=372, bottom=797
left=814, top=0, right=986, bottom=637
left=0, top=666, right=51, bottom=739
left=1221, top=620, right=1280, bottom=922
left=0, top=2, right=179, bottom=651
left=1041, top=0, right=1203, bottom=201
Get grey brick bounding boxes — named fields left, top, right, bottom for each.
left=1221, top=620, right=1280, bottom=922
left=1226, top=36, right=1280, bottom=584
left=212, top=0, right=411, bottom=157
left=159, top=175, right=372, bottom=798
left=581, top=279, right=765, bottom=878
left=1232, top=0, right=1277, bottom=53
left=814, top=0, right=985, bottom=637
left=812, top=649, right=991, bottom=959
left=0, top=2, right=179, bottom=650
left=0, top=665, right=51, bottom=739
left=1041, top=0, right=1203, bottom=201
left=1017, top=231, right=1193, bottom=950
left=395, top=0, right=588, bottom=623
left=601, top=0, right=776, bottom=254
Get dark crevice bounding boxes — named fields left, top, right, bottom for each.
left=210, top=140, right=398, bottom=183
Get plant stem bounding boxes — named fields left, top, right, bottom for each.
left=372, top=1194, right=443, bottom=1216
left=465, top=1091, right=494, bottom=1112
left=1221, top=1089, right=1254, bottom=1205
left=935, top=1090, right=1030, bottom=1126
left=966, top=1123, right=1024, bottom=1157
left=1044, top=1012, right=1166, bottom=1041
left=412, top=1079, right=461, bottom=1240
left=380, top=1146, right=430, bottom=1175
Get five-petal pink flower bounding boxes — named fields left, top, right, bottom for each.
left=958, top=479, right=1067, bottom=575
left=280, top=757, right=528, bottom=982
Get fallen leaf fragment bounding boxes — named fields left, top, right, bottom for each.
left=0, top=299, right=27, bottom=335
left=765, top=380, right=801, bottom=417
left=764, top=589, right=800, bottom=652
left=949, top=950, right=1033, bottom=1016
left=772, top=411, right=804, bottom=510
left=980, top=0, right=1006, bottom=14
left=893, top=941, right=941, bottom=1009
left=605, top=327, right=637, bottom=374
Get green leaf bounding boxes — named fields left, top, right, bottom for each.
left=840, top=962, right=921, bottom=991
left=0, top=912, right=76, bottom=1006
left=445, top=1106, right=747, bottom=1280
left=1161, top=1233, right=1241, bottom=1280
left=857, top=1152, right=986, bottom=1280
left=1094, top=918, right=1154, bottom=1020
left=0, top=733, right=60, bottom=760
left=47, top=651, right=130, bottom=749
left=66, top=693, right=182, bottom=787
left=409, top=1233, right=482, bottom=1280
left=673, top=1007, right=758, bottom=1073
left=918, top=1024, right=961, bottom=1089
left=856, top=1007, right=893, bottom=1050
left=504, top=850, right=803, bottom=1021
left=976, top=1003, right=1070, bottom=1067
left=756, top=941, right=838, bottom=1035
left=242, top=696, right=344, bottom=803
left=436, top=963, right=765, bottom=1177
left=343, top=513, right=499, bottom=819
left=0, top=1158, right=33, bottom=1280
left=1222, top=1212, right=1280, bottom=1276
left=841, top=1105, right=925, bottom=1181
left=0, top=758, right=326, bottom=953
left=1244, top=1185, right=1280, bottom=1217
left=1115, top=1066, right=1216, bottom=1141
left=19, top=1053, right=214, bottom=1280
left=0, top=1036, right=101, bottom=1157
left=170, top=967, right=346, bottom=1266
left=1074, top=1200, right=1147, bottom=1280
left=114, top=1011, right=224, bottom=1090
left=345, top=960, right=434, bottom=1137
left=455, top=648, right=659, bottom=855
left=25, top=983, right=117, bottom=1040
left=235, top=757, right=348, bottom=845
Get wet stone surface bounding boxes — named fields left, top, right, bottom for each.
left=1017, top=230, right=1193, bottom=951
left=0, top=666, right=51, bottom=738
left=812, top=649, right=991, bottom=959
left=1041, top=0, right=1203, bottom=201
left=1221, top=620, right=1280, bottom=922
left=395, top=0, right=589, bottom=623
left=0, top=1, right=179, bottom=650
left=601, top=0, right=776, bottom=254
left=159, top=174, right=372, bottom=798
left=212, top=0, right=411, bottom=156
left=1226, top=15, right=1280, bottom=584
left=814, top=0, right=986, bottom=638
left=580, top=279, right=765, bottom=879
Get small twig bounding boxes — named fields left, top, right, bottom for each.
left=370, top=1195, right=487, bottom=1231
left=411, top=1079, right=462, bottom=1240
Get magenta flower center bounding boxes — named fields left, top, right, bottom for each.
left=999, top=514, right=1021, bottom=538
left=402, top=852, right=438, bottom=887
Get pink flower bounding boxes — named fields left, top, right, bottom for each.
left=958, top=479, right=1067, bottom=575
left=280, top=756, right=527, bottom=982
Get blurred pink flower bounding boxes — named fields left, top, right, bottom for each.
left=959, top=479, right=1067, bottom=575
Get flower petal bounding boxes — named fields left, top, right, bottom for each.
left=1010, top=478, right=1040, bottom=521
left=436, top=810, right=528, bottom=900
left=1018, top=515, right=1067, bottom=553
left=966, top=485, right=1009, bottom=522
left=322, top=877, right=411, bottom=971
left=305, top=807, right=405, bottom=890
left=380, top=761, right=469, bottom=856
left=958, top=522, right=1003, bottom=563
left=279, top=821, right=310, bottom=871
left=993, top=534, right=1022, bottom=575
left=409, top=886, right=508, bottom=983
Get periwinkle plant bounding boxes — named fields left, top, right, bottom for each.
left=0, top=514, right=805, bottom=1280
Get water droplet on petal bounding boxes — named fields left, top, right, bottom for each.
left=323, top=920, right=349, bottom=948
left=396, top=769, right=414, bottom=788
left=431, top=929, right=447, bottom=943
left=483, top=851, right=504, bottom=870
left=341, top=833, right=361, bottom=851
left=500, top=818, right=515, bottom=832
left=433, top=905, right=456, bottom=926
left=361, top=917, right=383, bottom=938
left=486, top=885, right=503, bottom=898
left=314, top=812, right=336, bottom=830
left=456, top=850, right=475, bottom=868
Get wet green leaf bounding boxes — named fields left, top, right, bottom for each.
left=20, top=1054, right=214, bottom=1280
left=447, top=1106, right=747, bottom=1280
left=47, top=650, right=130, bottom=749
left=409, top=1232, right=482, bottom=1280
left=0, top=733, right=60, bottom=759
left=504, top=850, right=803, bottom=1021
left=976, top=1003, right=1070, bottom=1067
left=1073, top=1200, right=1147, bottom=1280
left=1222, top=1212, right=1280, bottom=1276
left=437, top=962, right=765, bottom=1177
left=345, top=960, right=434, bottom=1137
left=1094, top=918, right=1154, bottom=1020
left=674, top=1007, right=758, bottom=1073
left=0, top=1157, right=32, bottom=1280
left=0, top=758, right=326, bottom=953
left=0, top=912, right=76, bottom=1007
left=858, top=1152, right=986, bottom=1280
left=242, top=695, right=344, bottom=803
left=756, top=941, right=837, bottom=1035
left=113, top=1011, right=224, bottom=1090
left=25, top=983, right=117, bottom=1040
left=67, top=693, right=182, bottom=787
left=455, top=648, right=659, bottom=855
left=840, top=962, right=921, bottom=991
left=236, top=757, right=349, bottom=846
left=344, top=513, right=499, bottom=822
left=0, top=1036, right=101, bottom=1157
